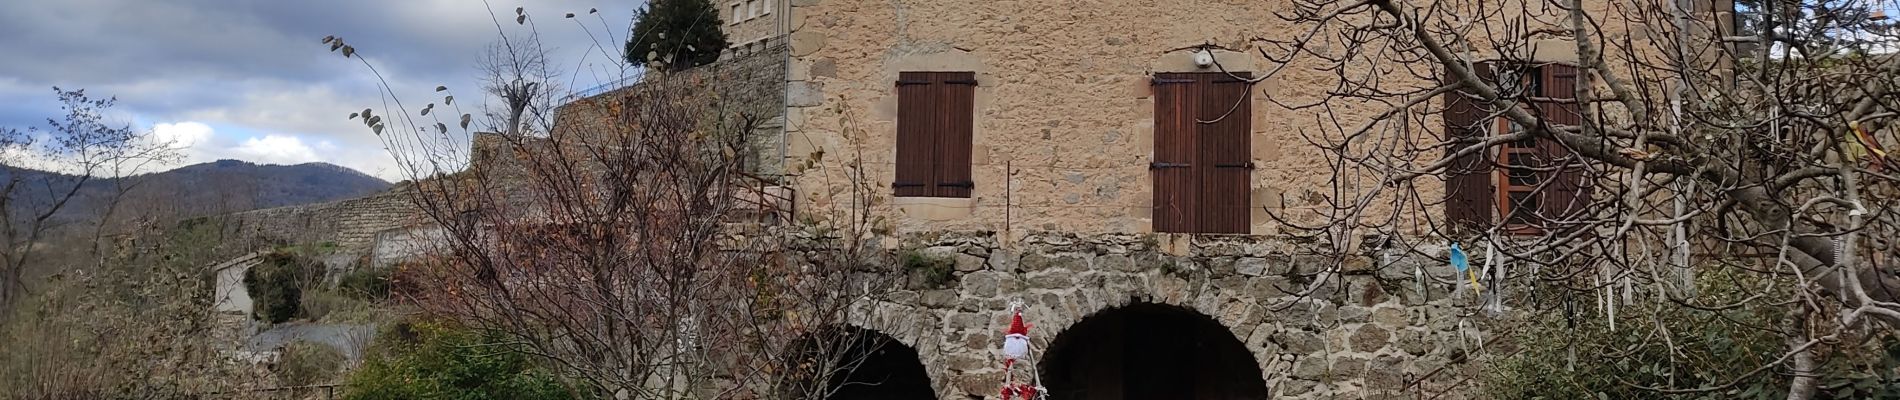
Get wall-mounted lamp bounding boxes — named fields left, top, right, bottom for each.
left=1192, top=49, right=1215, bottom=69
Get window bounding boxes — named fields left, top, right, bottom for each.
left=1151, top=72, right=1252, bottom=234
left=749, top=0, right=767, bottom=18
left=1442, top=62, right=1588, bottom=234
left=893, top=71, right=977, bottom=198
left=729, top=3, right=742, bottom=24
left=760, top=0, right=773, bottom=16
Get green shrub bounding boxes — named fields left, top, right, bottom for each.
left=337, top=266, right=392, bottom=300
left=1485, top=272, right=1900, bottom=399
left=344, top=321, right=580, bottom=400
left=245, top=251, right=321, bottom=323
left=278, top=340, right=345, bottom=387
left=901, top=250, right=955, bottom=289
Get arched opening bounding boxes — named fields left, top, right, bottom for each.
left=782, top=326, right=937, bottom=400
left=1040, top=303, right=1267, bottom=399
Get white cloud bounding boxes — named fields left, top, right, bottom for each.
left=144, top=120, right=401, bottom=181
left=232, top=135, right=322, bottom=165
left=152, top=121, right=214, bottom=149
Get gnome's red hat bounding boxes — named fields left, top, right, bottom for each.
left=1006, top=311, right=1030, bottom=336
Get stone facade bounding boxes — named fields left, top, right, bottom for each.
left=552, top=40, right=792, bottom=177
left=775, top=0, right=1697, bottom=236
left=846, top=232, right=1485, bottom=399
left=721, top=0, right=787, bottom=54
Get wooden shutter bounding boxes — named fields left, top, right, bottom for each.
left=893, top=72, right=975, bottom=198
left=895, top=72, right=935, bottom=197
left=1152, top=72, right=1252, bottom=234
left=1536, top=64, right=1588, bottom=223
left=1198, top=73, right=1252, bottom=234
left=1152, top=73, right=1201, bottom=233
left=933, top=72, right=976, bottom=198
left=1443, top=62, right=1497, bottom=232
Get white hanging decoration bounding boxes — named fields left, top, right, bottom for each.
left=997, top=300, right=1047, bottom=400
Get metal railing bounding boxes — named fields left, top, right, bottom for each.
left=562, top=69, right=648, bottom=103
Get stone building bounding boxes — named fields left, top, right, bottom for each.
left=206, top=0, right=1738, bottom=398
left=600, top=0, right=1739, bottom=399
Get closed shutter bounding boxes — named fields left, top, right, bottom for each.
left=1537, top=64, right=1588, bottom=223
left=1198, top=73, right=1252, bottom=234
left=894, top=72, right=976, bottom=198
left=1152, top=73, right=1199, bottom=233
left=895, top=72, right=935, bottom=197
left=934, top=72, right=976, bottom=198
left=1152, top=72, right=1252, bottom=234
left=1443, top=62, right=1497, bottom=232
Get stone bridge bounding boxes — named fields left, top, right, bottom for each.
left=818, top=232, right=1485, bottom=400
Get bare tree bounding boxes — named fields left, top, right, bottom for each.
left=322, top=6, right=896, bottom=398
left=477, top=34, right=559, bottom=136
left=1240, top=0, right=1899, bottom=396
left=0, top=88, right=178, bottom=307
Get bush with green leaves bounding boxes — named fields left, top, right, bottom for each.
left=1485, top=271, right=1900, bottom=399
left=244, top=250, right=321, bottom=323
left=900, top=250, right=955, bottom=289
left=344, top=321, right=581, bottom=400
left=337, top=266, right=391, bottom=300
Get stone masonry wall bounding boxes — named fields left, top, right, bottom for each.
left=218, top=185, right=425, bottom=254
left=845, top=231, right=1490, bottom=399
left=779, top=0, right=1683, bottom=236
left=554, top=40, right=790, bottom=177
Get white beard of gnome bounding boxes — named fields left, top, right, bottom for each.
left=998, top=305, right=1042, bottom=400
left=1002, top=313, right=1030, bottom=365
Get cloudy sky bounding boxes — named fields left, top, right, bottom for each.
left=0, top=0, right=642, bottom=181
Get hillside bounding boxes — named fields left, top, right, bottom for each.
left=0, top=159, right=392, bottom=230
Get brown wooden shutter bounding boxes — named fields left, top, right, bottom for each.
left=894, top=72, right=975, bottom=198
left=1443, top=62, right=1497, bottom=232
left=1536, top=64, right=1588, bottom=223
left=933, top=72, right=976, bottom=198
left=1152, top=73, right=1199, bottom=233
left=895, top=72, right=935, bottom=197
left=1198, top=73, right=1252, bottom=234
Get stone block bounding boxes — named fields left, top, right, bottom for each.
left=1330, top=355, right=1369, bottom=376
left=945, top=353, right=988, bottom=372
left=1394, top=329, right=1432, bottom=356
left=961, top=271, right=1001, bottom=298
left=1021, top=252, right=1085, bottom=272
left=1338, top=306, right=1372, bottom=324
left=1236, top=256, right=1271, bottom=277
left=1273, top=329, right=1325, bottom=355
left=946, top=312, right=987, bottom=332
left=789, top=31, right=827, bottom=56
left=1153, top=275, right=1190, bottom=304
left=1026, top=271, right=1074, bottom=289
left=986, top=247, right=1020, bottom=272
left=786, top=81, right=824, bottom=107
left=1371, top=307, right=1409, bottom=328
left=1094, top=254, right=1139, bottom=272
left=1290, top=357, right=1327, bottom=380
left=1349, top=324, right=1390, bottom=353
left=810, top=57, right=837, bottom=78
left=920, top=289, right=959, bottom=308
left=1364, top=356, right=1408, bottom=391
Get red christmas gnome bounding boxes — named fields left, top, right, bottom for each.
left=998, top=303, right=1044, bottom=400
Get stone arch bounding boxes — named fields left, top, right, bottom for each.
left=782, top=325, right=938, bottom=400
left=1038, top=302, right=1267, bottom=400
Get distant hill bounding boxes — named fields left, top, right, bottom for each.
left=147, top=159, right=393, bottom=211
left=1, top=159, right=392, bottom=229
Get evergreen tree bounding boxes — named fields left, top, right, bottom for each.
left=624, top=0, right=729, bottom=72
